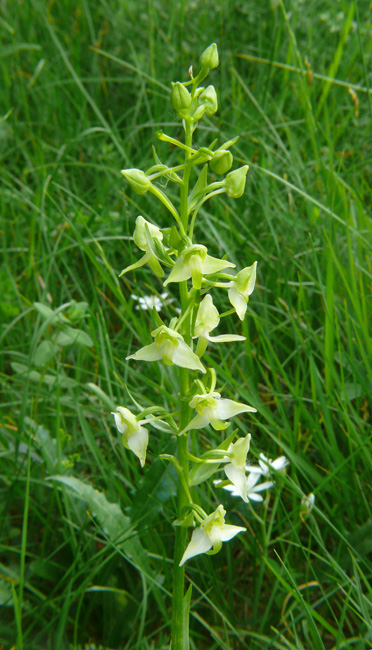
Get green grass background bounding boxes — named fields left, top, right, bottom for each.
left=1, top=0, right=372, bottom=648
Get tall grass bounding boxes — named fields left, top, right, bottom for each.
left=1, top=0, right=371, bottom=648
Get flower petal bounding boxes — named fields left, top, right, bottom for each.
left=207, top=334, right=246, bottom=342
left=216, top=398, right=256, bottom=420
left=163, top=258, right=191, bottom=286
left=202, top=255, right=235, bottom=275
left=228, top=288, right=247, bottom=321
left=127, top=426, right=149, bottom=467
left=181, top=413, right=209, bottom=434
left=247, top=493, right=263, bottom=502
left=172, top=340, right=206, bottom=373
left=224, top=464, right=248, bottom=502
left=179, top=527, right=212, bottom=566
left=126, top=343, right=163, bottom=362
left=218, top=524, right=246, bottom=542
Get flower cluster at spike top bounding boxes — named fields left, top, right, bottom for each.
left=111, top=43, right=290, bottom=570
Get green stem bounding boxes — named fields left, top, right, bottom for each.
left=171, top=115, right=194, bottom=650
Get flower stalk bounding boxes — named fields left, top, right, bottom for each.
left=113, top=43, right=270, bottom=650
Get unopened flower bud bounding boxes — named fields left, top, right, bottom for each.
left=225, top=165, right=249, bottom=198
left=198, top=85, right=218, bottom=117
left=200, top=43, right=219, bottom=70
left=171, top=82, right=192, bottom=114
left=121, top=168, right=152, bottom=195
left=133, top=216, right=163, bottom=251
left=210, top=149, right=233, bottom=175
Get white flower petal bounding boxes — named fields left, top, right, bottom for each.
left=252, top=480, right=274, bottom=493
left=272, top=456, right=290, bottom=471
left=218, top=524, right=246, bottom=542
left=224, top=464, right=248, bottom=502
left=202, top=255, right=235, bottom=274
left=228, top=288, right=247, bottom=321
left=127, top=426, right=149, bottom=467
left=216, top=398, right=256, bottom=420
left=172, top=341, right=206, bottom=373
left=207, top=334, right=246, bottom=343
left=247, top=492, right=263, bottom=502
left=179, top=527, right=212, bottom=566
left=126, top=342, right=163, bottom=362
left=181, top=413, right=210, bottom=434
left=164, top=258, right=191, bottom=285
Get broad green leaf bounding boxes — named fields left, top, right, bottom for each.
left=34, top=302, right=60, bottom=324
left=11, top=363, right=78, bottom=389
left=55, top=326, right=93, bottom=348
left=33, top=340, right=58, bottom=367
left=49, top=476, right=166, bottom=616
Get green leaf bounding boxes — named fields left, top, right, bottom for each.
left=34, top=302, right=60, bottom=324
left=183, top=585, right=192, bottom=650
left=0, top=579, right=13, bottom=606
left=32, top=340, right=58, bottom=367
left=27, top=417, right=64, bottom=473
left=11, top=363, right=78, bottom=390
left=48, top=476, right=166, bottom=616
left=55, top=326, right=93, bottom=348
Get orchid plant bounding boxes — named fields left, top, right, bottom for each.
left=113, top=44, right=287, bottom=649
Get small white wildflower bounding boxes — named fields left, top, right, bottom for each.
left=217, top=472, right=274, bottom=503
left=248, top=452, right=289, bottom=477
left=131, top=292, right=174, bottom=312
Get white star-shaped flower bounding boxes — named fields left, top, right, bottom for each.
left=219, top=472, right=274, bottom=502
left=248, top=452, right=289, bottom=477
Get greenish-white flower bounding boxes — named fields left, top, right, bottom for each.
left=227, top=261, right=257, bottom=320
left=179, top=505, right=245, bottom=566
left=164, top=244, right=235, bottom=291
left=181, top=391, right=256, bottom=433
left=224, top=434, right=251, bottom=502
left=120, top=216, right=165, bottom=278
left=193, top=294, right=245, bottom=343
left=127, top=325, right=206, bottom=373
left=111, top=406, right=149, bottom=467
